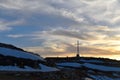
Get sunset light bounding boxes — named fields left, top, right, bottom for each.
left=0, top=0, right=120, bottom=60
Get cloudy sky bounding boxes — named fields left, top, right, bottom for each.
left=0, top=0, right=120, bottom=60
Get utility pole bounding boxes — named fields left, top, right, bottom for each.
left=76, top=40, right=80, bottom=57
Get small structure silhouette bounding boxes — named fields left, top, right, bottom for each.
left=76, top=40, right=80, bottom=58
left=46, top=41, right=81, bottom=63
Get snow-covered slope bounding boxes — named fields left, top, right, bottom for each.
left=46, top=57, right=120, bottom=80
left=0, top=47, right=43, bottom=61
left=57, top=62, right=120, bottom=72
left=0, top=64, right=59, bottom=72
left=83, top=63, right=120, bottom=72
left=39, top=64, right=59, bottom=72
left=0, top=43, right=59, bottom=72
left=56, top=62, right=120, bottom=71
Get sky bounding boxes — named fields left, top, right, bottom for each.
left=0, top=0, right=120, bottom=60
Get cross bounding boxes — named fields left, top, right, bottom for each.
left=76, top=40, right=80, bottom=57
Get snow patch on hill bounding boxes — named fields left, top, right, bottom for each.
left=0, top=64, right=59, bottom=72
left=0, top=47, right=44, bottom=61
left=57, top=62, right=120, bottom=72
left=89, top=75, right=120, bottom=80
left=39, top=64, right=59, bottom=72
left=83, top=63, right=120, bottom=72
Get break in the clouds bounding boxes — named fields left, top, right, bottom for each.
left=0, top=0, right=120, bottom=60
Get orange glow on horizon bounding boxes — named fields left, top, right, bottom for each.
left=42, top=52, right=120, bottom=60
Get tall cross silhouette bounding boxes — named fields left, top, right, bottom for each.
left=76, top=40, right=80, bottom=57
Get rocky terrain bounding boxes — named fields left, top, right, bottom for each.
left=46, top=57, right=120, bottom=80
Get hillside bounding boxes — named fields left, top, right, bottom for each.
left=46, top=57, right=120, bottom=80
left=0, top=43, right=58, bottom=72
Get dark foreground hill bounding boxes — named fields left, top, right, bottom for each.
left=0, top=43, right=58, bottom=72
left=45, top=57, right=120, bottom=80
